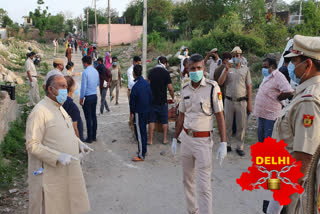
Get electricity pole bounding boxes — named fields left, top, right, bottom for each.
left=108, top=0, right=111, bottom=52
left=298, top=0, right=303, bottom=24
left=81, top=15, right=84, bottom=37
left=87, top=9, right=89, bottom=40
left=94, top=0, right=98, bottom=44
left=142, top=0, right=147, bottom=77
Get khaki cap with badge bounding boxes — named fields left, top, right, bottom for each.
left=285, top=35, right=320, bottom=60
left=231, top=46, right=242, bottom=54
left=53, top=58, right=64, bottom=65
left=210, top=48, right=218, bottom=53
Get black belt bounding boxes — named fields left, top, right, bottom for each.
left=226, top=96, right=247, bottom=102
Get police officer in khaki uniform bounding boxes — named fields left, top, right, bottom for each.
left=218, top=46, right=252, bottom=156
left=25, top=52, right=40, bottom=106
left=173, top=54, right=227, bottom=214
left=266, top=35, right=320, bottom=214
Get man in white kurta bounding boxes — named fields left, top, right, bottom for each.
left=26, top=75, right=91, bottom=214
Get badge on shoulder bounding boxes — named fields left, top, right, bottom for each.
left=218, top=92, right=222, bottom=100
left=303, top=114, right=314, bottom=127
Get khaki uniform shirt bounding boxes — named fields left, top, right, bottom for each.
left=26, top=96, right=90, bottom=214
left=223, top=66, right=252, bottom=98
left=272, top=76, right=320, bottom=155
left=25, top=58, right=37, bottom=77
left=179, top=78, right=224, bottom=132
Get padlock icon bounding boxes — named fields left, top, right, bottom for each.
left=267, top=178, right=281, bottom=190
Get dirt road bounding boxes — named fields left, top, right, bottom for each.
left=67, top=51, right=273, bottom=214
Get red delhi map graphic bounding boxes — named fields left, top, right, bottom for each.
left=236, top=137, right=304, bottom=205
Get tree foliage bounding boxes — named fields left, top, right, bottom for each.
left=29, top=0, right=50, bottom=36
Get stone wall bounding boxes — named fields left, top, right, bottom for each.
left=0, top=91, right=19, bottom=143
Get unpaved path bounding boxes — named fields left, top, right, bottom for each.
left=69, top=51, right=273, bottom=214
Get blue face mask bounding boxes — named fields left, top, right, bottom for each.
left=189, top=70, right=203, bottom=83
left=184, top=51, right=187, bottom=56
left=113, top=62, right=117, bottom=66
left=54, top=88, right=68, bottom=104
left=288, top=62, right=300, bottom=84
left=233, top=57, right=240, bottom=65
left=262, top=68, right=270, bottom=77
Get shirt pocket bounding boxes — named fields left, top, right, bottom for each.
left=201, top=100, right=213, bottom=116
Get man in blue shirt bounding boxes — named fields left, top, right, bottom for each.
left=130, top=65, right=152, bottom=161
left=80, top=56, right=100, bottom=143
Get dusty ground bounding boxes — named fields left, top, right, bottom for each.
left=1, top=46, right=272, bottom=214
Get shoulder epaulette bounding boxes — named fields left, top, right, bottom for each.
left=205, top=78, right=217, bottom=86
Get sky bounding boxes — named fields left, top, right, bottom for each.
left=1, top=0, right=294, bottom=24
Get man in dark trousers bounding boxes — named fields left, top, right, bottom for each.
left=130, top=65, right=152, bottom=161
left=147, top=56, right=175, bottom=145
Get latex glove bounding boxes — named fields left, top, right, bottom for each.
left=79, top=142, right=94, bottom=155
left=216, top=142, right=227, bottom=166
left=267, top=199, right=283, bottom=214
left=58, top=153, right=78, bottom=166
left=30, top=81, right=35, bottom=88
left=171, top=138, right=177, bottom=156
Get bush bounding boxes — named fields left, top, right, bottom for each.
left=168, top=57, right=180, bottom=66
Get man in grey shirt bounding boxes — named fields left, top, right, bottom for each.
left=43, top=58, right=65, bottom=88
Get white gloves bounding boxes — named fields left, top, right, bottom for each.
left=216, top=142, right=227, bottom=166
left=171, top=138, right=177, bottom=156
left=30, top=81, right=35, bottom=88
left=58, top=153, right=78, bottom=166
left=79, top=142, right=94, bottom=155
left=267, top=199, right=283, bottom=214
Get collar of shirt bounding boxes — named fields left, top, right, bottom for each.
left=296, top=75, right=320, bottom=94
left=44, top=96, right=61, bottom=108
left=188, top=77, right=206, bottom=90
left=134, top=76, right=143, bottom=82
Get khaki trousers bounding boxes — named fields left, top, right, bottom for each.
left=110, top=80, right=120, bottom=103
left=29, top=77, right=40, bottom=106
left=180, top=130, right=213, bottom=214
left=224, top=99, right=247, bottom=150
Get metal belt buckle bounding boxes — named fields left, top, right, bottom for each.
left=188, top=129, right=194, bottom=137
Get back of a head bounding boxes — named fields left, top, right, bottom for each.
left=66, top=61, right=74, bottom=70
left=133, top=56, right=141, bottom=63
left=82, top=55, right=92, bottom=65
left=133, top=64, right=142, bottom=77
left=158, top=56, right=167, bottom=65
left=97, top=57, right=104, bottom=63
left=64, top=75, right=75, bottom=93
left=188, top=54, right=204, bottom=65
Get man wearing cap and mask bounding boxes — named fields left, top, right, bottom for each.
left=204, top=48, right=222, bottom=80
left=266, top=35, right=320, bottom=214
left=26, top=74, right=92, bottom=214
left=173, top=54, right=227, bottom=214
left=218, top=46, right=252, bottom=157
left=43, top=58, right=65, bottom=88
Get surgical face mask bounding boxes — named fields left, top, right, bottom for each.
left=54, top=88, right=68, bottom=104
left=189, top=70, right=203, bottom=83
left=288, top=61, right=305, bottom=84
left=262, top=68, right=270, bottom=77
left=184, top=51, right=188, bottom=56
left=233, top=57, right=240, bottom=65
left=113, top=62, right=117, bottom=66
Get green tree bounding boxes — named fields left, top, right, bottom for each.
left=123, top=0, right=143, bottom=25
left=29, top=0, right=50, bottom=36
left=2, top=15, right=13, bottom=27
left=65, top=19, right=75, bottom=34
left=47, top=14, right=65, bottom=34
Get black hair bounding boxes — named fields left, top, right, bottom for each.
left=82, top=55, right=92, bottom=65
left=66, top=61, right=74, bottom=70
left=53, top=62, right=59, bottom=68
left=283, top=51, right=291, bottom=63
left=221, top=52, right=232, bottom=61
left=93, top=46, right=96, bottom=49
left=133, top=56, right=141, bottom=62
left=112, top=56, right=118, bottom=61
left=158, top=56, right=167, bottom=65
left=28, top=52, right=36, bottom=58
left=45, top=75, right=58, bottom=95
left=263, top=57, right=277, bottom=69
left=188, top=54, right=204, bottom=65
left=64, top=76, right=75, bottom=93
left=184, top=48, right=189, bottom=51
left=133, top=64, right=142, bottom=77
left=299, top=55, right=320, bottom=71
left=97, top=57, right=104, bottom=63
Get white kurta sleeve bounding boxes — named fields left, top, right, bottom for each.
left=25, top=109, right=61, bottom=167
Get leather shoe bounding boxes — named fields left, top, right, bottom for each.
left=85, top=139, right=93, bottom=144
left=227, top=146, right=232, bottom=152
left=236, top=148, right=245, bottom=156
